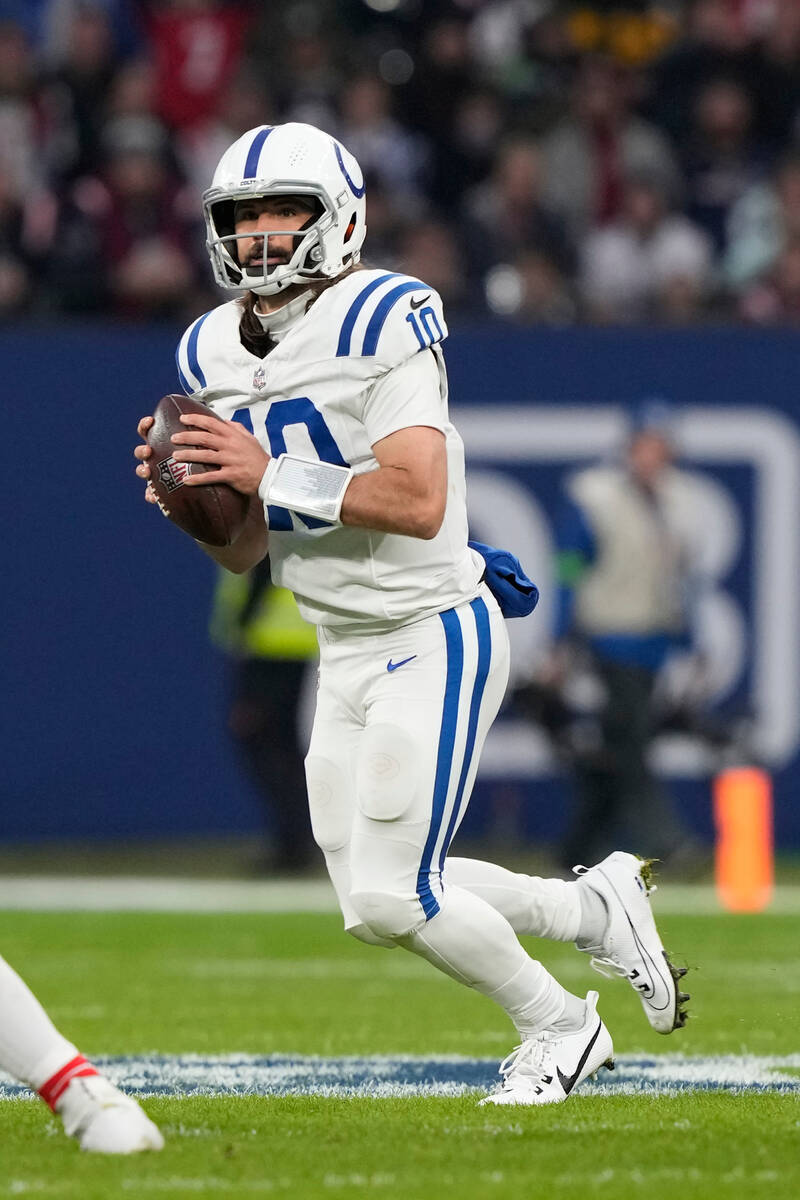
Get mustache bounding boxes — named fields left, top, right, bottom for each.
left=244, top=248, right=292, bottom=269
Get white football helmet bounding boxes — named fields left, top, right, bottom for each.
left=203, top=122, right=367, bottom=296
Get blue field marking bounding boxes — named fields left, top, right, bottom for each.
left=2, top=1054, right=799, bottom=1100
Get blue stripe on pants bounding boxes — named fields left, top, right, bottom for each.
left=437, top=597, right=492, bottom=874
left=416, top=609, right=464, bottom=920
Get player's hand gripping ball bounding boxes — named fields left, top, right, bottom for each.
left=146, top=395, right=249, bottom=546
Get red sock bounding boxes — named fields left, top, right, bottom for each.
left=38, top=1055, right=99, bottom=1110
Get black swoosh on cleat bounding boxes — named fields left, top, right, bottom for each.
left=410, top=294, right=431, bottom=309
left=555, top=1022, right=602, bottom=1096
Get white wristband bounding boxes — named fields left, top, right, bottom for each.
left=258, top=454, right=353, bottom=524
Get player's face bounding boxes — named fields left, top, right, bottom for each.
left=233, top=195, right=317, bottom=276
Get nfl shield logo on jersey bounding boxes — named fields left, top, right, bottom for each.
left=252, top=365, right=267, bottom=391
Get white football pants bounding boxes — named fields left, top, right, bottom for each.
left=306, top=587, right=584, bottom=1037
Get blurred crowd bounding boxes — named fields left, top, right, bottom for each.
left=4, top=0, right=800, bottom=326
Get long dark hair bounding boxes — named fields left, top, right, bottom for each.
left=237, top=263, right=365, bottom=358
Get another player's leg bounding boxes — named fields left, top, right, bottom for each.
left=0, top=954, right=163, bottom=1153
left=446, top=852, right=689, bottom=1034
left=331, top=595, right=614, bottom=1105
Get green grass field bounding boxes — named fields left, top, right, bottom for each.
left=1, top=899, right=798, bottom=1199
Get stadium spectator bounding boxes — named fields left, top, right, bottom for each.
left=142, top=0, right=255, bottom=133
left=541, top=54, right=680, bottom=241
left=38, top=2, right=120, bottom=181
left=424, top=85, right=506, bottom=213
left=680, top=76, right=767, bottom=255
left=753, top=0, right=800, bottom=149
left=724, top=151, right=800, bottom=292
left=461, top=135, right=574, bottom=289
left=35, top=0, right=141, bottom=64
left=484, top=246, right=577, bottom=326
left=47, top=112, right=204, bottom=316
left=0, top=20, right=45, bottom=198
left=338, top=74, right=430, bottom=217
left=646, top=0, right=757, bottom=144
left=0, top=168, right=31, bottom=313
left=394, top=218, right=472, bottom=315
left=579, top=171, right=713, bottom=323
left=739, top=236, right=800, bottom=325
left=104, top=54, right=158, bottom=122
left=271, top=28, right=342, bottom=134
left=404, top=15, right=475, bottom=153
left=176, top=65, right=275, bottom=204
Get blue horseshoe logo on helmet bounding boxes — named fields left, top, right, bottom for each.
left=333, top=141, right=365, bottom=198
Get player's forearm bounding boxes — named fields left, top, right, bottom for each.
left=340, top=465, right=445, bottom=539
left=197, top=498, right=269, bottom=573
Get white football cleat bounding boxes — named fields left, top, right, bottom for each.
left=480, top=991, right=614, bottom=1107
left=574, top=851, right=689, bottom=1034
left=57, top=1075, right=164, bottom=1154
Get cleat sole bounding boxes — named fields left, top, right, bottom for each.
left=662, top=951, right=691, bottom=1033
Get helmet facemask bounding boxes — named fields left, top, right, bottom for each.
left=204, top=184, right=354, bottom=296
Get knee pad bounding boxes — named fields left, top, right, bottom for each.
left=304, top=754, right=351, bottom=853
left=345, top=922, right=397, bottom=950
left=356, top=724, right=419, bottom=822
left=348, top=888, right=425, bottom=941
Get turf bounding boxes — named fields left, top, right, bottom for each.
left=1, top=908, right=798, bottom=1198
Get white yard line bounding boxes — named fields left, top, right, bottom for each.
left=0, top=876, right=798, bottom=915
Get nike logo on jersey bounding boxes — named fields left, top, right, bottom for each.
left=386, top=656, right=417, bottom=672
left=555, top=1021, right=602, bottom=1096
left=409, top=294, right=431, bottom=310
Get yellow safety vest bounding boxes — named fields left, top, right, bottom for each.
left=210, top=568, right=318, bottom=661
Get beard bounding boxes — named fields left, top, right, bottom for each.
left=241, top=235, right=293, bottom=276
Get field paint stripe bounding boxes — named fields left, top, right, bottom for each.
left=0, top=877, right=799, bottom=915
left=2, top=1054, right=799, bottom=1100
left=0, top=877, right=340, bottom=913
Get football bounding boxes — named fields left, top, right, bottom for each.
left=146, top=394, right=249, bottom=547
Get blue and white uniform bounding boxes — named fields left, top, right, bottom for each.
left=176, top=270, right=515, bottom=938
left=175, top=263, right=582, bottom=1043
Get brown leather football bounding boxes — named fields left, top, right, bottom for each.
left=146, top=394, right=249, bottom=547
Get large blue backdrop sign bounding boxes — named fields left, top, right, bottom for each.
left=2, top=324, right=799, bottom=847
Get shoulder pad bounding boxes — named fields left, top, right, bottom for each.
left=175, top=302, right=238, bottom=396
left=331, top=271, right=448, bottom=367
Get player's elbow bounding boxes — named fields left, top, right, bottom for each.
left=410, top=494, right=445, bottom=540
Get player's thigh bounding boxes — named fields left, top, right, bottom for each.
left=304, top=691, right=359, bottom=856
left=352, top=593, right=509, bottom=857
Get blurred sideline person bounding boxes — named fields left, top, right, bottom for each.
left=135, top=123, right=688, bottom=1107
left=541, top=402, right=702, bottom=869
left=210, top=562, right=318, bottom=873
left=0, top=954, right=162, bottom=1153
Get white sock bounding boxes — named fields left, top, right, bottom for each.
left=575, top=881, right=610, bottom=952
left=397, top=884, right=584, bottom=1038
left=446, top=857, right=583, bottom=942
left=0, top=955, right=81, bottom=1091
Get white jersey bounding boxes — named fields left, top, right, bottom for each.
left=175, top=268, right=484, bottom=630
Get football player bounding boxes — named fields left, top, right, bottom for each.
left=0, top=954, right=163, bottom=1151
left=134, top=123, right=688, bottom=1105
